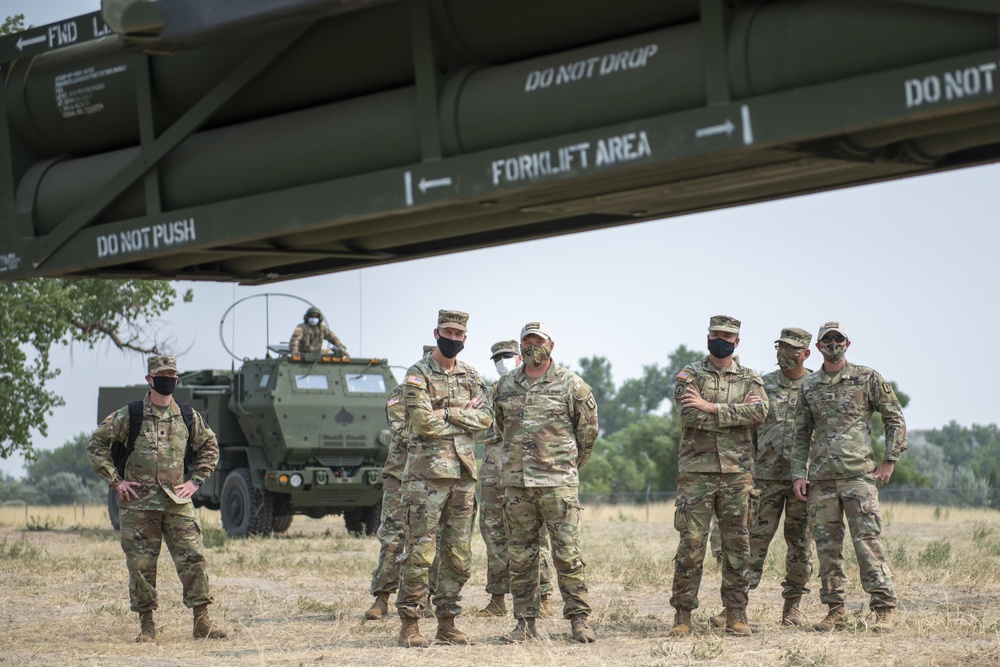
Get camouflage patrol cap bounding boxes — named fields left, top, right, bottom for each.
left=775, top=327, right=812, bottom=348
left=520, top=321, right=552, bottom=341
left=147, top=355, right=178, bottom=375
left=490, top=340, right=519, bottom=360
left=817, top=321, right=849, bottom=340
left=708, top=315, right=741, bottom=334
left=437, top=309, right=469, bottom=332
left=422, top=345, right=436, bottom=356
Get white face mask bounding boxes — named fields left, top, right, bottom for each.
left=495, top=357, right=518, bottom=376
left=307, top=317, right=320, bottom=326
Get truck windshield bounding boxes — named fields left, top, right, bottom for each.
left=294, top=374, right=329, bottom=390
left=346, top=374, right=386, bottom=393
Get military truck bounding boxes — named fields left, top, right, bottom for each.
left=100, top=351, right=397, bottom=537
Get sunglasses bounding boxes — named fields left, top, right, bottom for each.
left=820, top=334, right=847, bottom=344
left=491, top=352, right=516, bottom=361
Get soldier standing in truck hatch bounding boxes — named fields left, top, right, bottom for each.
left=289, top=306, right=349, bottom=356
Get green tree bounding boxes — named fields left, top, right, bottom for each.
left=24, top=433, right=96, bottom=482
left=1, top=14, right=24, bottom=35
left=1, top=279, right=191, bottom=459
left=869, top=381, right=927, bottom=486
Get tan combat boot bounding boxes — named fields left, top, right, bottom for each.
left=398, top=617, right=429, bottom=648
left=475, top=593, right=507, bottom=617
left=709, top=610, right=726, bottom=628
left=570, top=615, right=596, bottom=643
left=871, top=608, right=894, bottom=633
left=506, top=618, right=538, bottom=642
left=192, top=604, right=227, bottom=639
left=725, top=609, right=752, bottom=636
left=365, top=592, right=390, bottom=620
left=667, top=609, right=692, bottom=637
left=782, top=597, right=806, bottom=627
left=812, top=604, right=847, bottom=632
left=539, top=595, right=555, bottom=619
left=135, top=611, right=155, bottom=643
left=435, top=616, right=471, bottom=645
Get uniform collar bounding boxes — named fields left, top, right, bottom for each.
left=815, top=361, right=852, bottom=384
left=143, top=392, right=179, bottom=416
left=776, top=367, right=812, bottom=387
left=701, top=355, right=743, bottom=374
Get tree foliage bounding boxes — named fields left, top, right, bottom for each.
left=1, top=14, right=24, bottom=36
left=0, top=279, right=191, bottom=458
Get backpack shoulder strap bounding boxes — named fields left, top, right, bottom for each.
left=126, top=401, right=144, bottom=450
left=179, top=403, right=195, bottom=448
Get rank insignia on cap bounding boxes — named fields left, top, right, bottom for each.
left=405, top=374, right=425, bottom=387
left=676, top=370, right=691, bottom=380
left=387, top=396, right=401, bottom=407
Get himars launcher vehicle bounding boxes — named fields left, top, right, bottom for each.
left=99, top=350, right=397, bottom=537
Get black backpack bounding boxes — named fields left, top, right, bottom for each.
left=110, top=400, right=197, bottom=479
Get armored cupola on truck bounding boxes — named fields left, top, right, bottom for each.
left=101, top=297, right=396, bottom=537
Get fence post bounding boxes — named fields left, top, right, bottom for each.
left=646, top=486, right=651, bottom=523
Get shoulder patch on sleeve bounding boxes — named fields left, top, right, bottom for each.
left=387, top=395, right=401, bottom=407
left=405, top=374, right=425, bottom=387
left=882, top=381, right=893, bottom=395
left=676, top=370, right=691, bottom=380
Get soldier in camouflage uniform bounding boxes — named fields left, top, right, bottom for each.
left=396, top=311, right=493, bottom=648
left=792, top=322, right=906, bottom=633
left=289, top=306, right=349, bottom=356
left=366, top=346, right=437, bottom=620
left=86, top=356, right=227, bottom=643
left=668, top=315, right=768, bottom=638
left=710, top=327, right=814, bottom=629
left=477, top=340, right=555, bottom=618
left=495, top=322, right=599, bottom=644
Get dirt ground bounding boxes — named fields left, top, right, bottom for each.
left=1, top=504, right=999, bottom=666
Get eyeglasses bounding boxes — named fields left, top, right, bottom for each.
left=491, top=352, right=516, bottom=361
left=820, top=334, right=846, bottom=344
left=774, top=343, right=802, bottom=351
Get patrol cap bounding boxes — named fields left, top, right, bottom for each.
left=147, top=355, right=178, bottom=375
left=304, top=306, right=322, bottom=319
left=520, top=321, right=552, bottom=341
left=817, top=321, right=849, bottom=341
left=422, top=345, right=437, bottom=356
left=775, top=327, right=812, bottom=348
left=708, top=315, right=741, bottom=334
left=490, top=340, right=519, bottom=360
left=437, top=309, right=469, bottom=332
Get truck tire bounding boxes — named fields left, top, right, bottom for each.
left=344, top=508, right=364, bottom=536
left=271, top=493, right=293, bottom=533
left=107, top=487, right=121, bottom=531
left=364, top=500, right=381, bottom=536
left=220, top=468, right=273, bottom=537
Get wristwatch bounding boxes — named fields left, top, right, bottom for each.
left=444, top=408, right=451, bottom=423
left=192, top=478, right=203, bottom=486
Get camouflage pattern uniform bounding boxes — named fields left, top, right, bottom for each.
left=397, top=317, right=493, bottom=621
left=747, top=328, right=814, bottom=599
left=670, top=316, right=768, bottom=615
left=480, top=420, right=555, bottom=600
left=791, top=333, right=906, bottom=612
left=371, top=347, right=439, bottom=602
left=495, top=355, right=599, bottom=621
left=86, top=357, right=221, bottom=615
left=289, top=308, right=349, bottom=356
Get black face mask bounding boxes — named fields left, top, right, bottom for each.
left=151, top=376, right=178, bottom=396
left=708, top=338, right=736, bottom=359
left=437, top=336, right=465, bottom=359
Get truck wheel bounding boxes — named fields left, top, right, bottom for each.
left=344, top=508, right=364, bottom=536
left=271, top=493, right=293, bottom=533
left=107, top=487, right=120, bottom=531
left=221, top=468, right=273, bottom=537
left=364, top=500, right=381, bottom=536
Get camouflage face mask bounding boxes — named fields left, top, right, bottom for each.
left=776, top=349, right=801, bottom=371
left=520, top=343, right=551, bottom=367
left=820, top=343, right=846, bottom=364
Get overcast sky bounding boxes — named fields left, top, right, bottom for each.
left=3, top=1, right=999, bottom=478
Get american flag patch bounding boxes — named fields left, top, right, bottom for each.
left=676, top=370, right=691, bottom=380
left=387, top=396, right=401, bottom=407
left=405, top=374, right=425, bottom=387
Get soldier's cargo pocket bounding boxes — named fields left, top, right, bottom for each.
left=857, top=494, right=882, bottom=538
left=562, top=494, right=583, bottom=527
left=673, top=497, right=688, bottom=533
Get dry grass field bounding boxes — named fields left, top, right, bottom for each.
left=2, top=501, right=999, bottom=666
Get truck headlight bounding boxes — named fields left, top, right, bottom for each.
left=290, top=473, right=304, bottom=488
